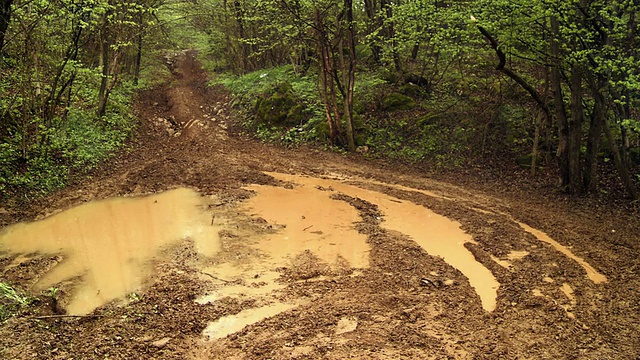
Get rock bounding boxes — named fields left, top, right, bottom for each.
left=335, top=317, right=358, bottom=335
left=382, top=92, right=415, bottom=111
left=400, top=82, right=427, bottom=97
left=151, top=337, right=172, bottom=348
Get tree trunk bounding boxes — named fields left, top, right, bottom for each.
left=567, top=64, right=584, bottom=193
left=0, top=0, right=12, bottom=57
left=475, top=22, right=553, bottom=177
left=363, top=0, right=380, bottom=64
left=133, top=11, right=143, bottom=86
left=380, top=0, right=401, bottom=73
left=531, top=110, right=544, bottom=176
left=341, top=0, right=356, bottom=151
left=583, top=77, right=604, bottom=193
left=233, top=0, right=247, bottom=73
left=97, top=26, right=110, bottom=117
left=603, top=115, right=639, bottom=200
left=550, top=17, right=570, bottom=189
left=315, top=10, right=341, bottom=145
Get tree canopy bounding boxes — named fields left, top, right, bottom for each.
left=1, top=0, right=639, bottom=199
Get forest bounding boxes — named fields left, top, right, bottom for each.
left=1, top=0, right=639, bottom=200
left=2, top=1, right=640, bottom=358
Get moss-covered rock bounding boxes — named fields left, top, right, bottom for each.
left=254, top=84, right=303, bottom=126
left=400, top=83, right=425, bottom=98
left=379, top=68, right=400, bottom=83
left=383, top=92, right=416, bottom=111
left=417, top=113, right=439, bottom=126
left=314, top=119, right=331, bottom=141
left=286, top=104, right=304, bottom=125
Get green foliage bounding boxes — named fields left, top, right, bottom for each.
left=0, top=0, right=164, bottom=200
left=214, top=65, right=326, bottom=144
left=47, top=287, right=60, bottom=301
left=0, top=81, right=136, bottom=198
left=0, top=282, right=33, bottom=322
left=354, top=72, right=386, bottom=107
left=364, top=114, right=474, bottom=168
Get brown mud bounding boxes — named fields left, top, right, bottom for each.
left=0, top=51, right=639, bottom=359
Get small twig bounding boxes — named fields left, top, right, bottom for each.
left=302, top=225, right=313, bottom=231
left=201, top=272, right=232, bottom=283
left=210, top=214, right=216, bottom=225
left=31, top=314, right=105, bottom=320
left=420, top=278, right=442, bottom=288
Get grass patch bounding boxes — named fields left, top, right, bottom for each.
left=0, top=282, right=33, bottom=322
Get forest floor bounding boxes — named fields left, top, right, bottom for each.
left=0, top=51, right=639, bottom=359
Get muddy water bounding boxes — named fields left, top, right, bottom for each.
left=242, top=183, right=370, bottom=269
left=0, top=188, right=222, bottom=315
left=248, top=173, right=500, bottom=312
left=198, top=172, right=501, bottom=339
left=203, top=302, right=298, bottom=340
left=516, top=222, right=607, bottom=284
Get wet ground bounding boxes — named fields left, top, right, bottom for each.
left=0, top=51, right=639, bottom=359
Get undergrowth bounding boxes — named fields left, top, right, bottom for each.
left=212, top=65, right=326, bottom=146
left=0, top=52, right=173, bottom=201
left=0, top=80, right=137, bottom=200
left=0, top=282, right=33, bottom=322
left=214, top=65, right=478, bottom=168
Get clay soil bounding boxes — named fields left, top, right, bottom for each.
left=1, top=52, right=639, bottom=359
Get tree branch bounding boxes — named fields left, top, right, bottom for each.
left=476, top=23, right=550, bottom=119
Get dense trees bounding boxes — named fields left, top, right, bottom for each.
left=192, top=0, right=638, bottom=198
left=0, top=0, right=162, bottom=197
left=472, top=0, right=639, bottom=197
left=1, top=0, right=638, bottom=198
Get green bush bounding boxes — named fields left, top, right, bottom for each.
left=364, top=113, right=474, bottom=168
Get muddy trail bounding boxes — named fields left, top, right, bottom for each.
left=1, top=51, right=639, bottom=359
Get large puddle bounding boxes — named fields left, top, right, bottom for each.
left=0, top=171, right=607, bottom=337
left=0, top=188, right=222, bottom=315
left=242, top=183, right=370, bottom=269
left=246, top=173, right=500, bottom=312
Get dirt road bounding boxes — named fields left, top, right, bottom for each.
left=0, top=52, right=639, bottom=359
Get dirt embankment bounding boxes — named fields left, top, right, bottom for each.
left=0, top=51, right=639, bottom=359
